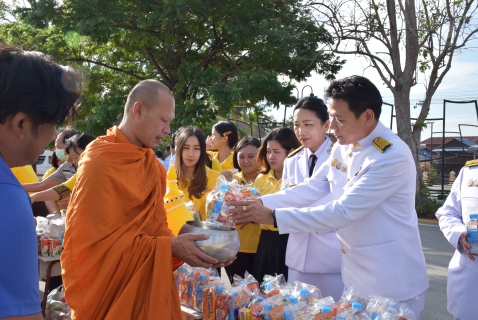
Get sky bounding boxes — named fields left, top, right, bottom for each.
left=272, top=37, right=478, bottom=141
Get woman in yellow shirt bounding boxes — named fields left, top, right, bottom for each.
left=175, top=126, right=221, bottom=221
left=252, top=128, right=300, bottom=282
left=30, top=133, right=94, bottom=206
left=223, top=137, right=262, bottom=282
left=206, top=121, right=239, bottom=175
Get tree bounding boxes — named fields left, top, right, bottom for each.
left=306, top=0, right=478, bottom=202
left=9, top=0, right=343, bottom=133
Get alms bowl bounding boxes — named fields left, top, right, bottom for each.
left=178, top=221, right=240, bottom=262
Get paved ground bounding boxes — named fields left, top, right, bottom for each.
left=418, top=222, right=455, bottom=320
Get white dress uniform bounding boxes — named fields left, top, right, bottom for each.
left=282, top=137, right=344, bottom=300
left=261, top=122, right=429, bottom=316
left=436, top=161, right=478, bottom=320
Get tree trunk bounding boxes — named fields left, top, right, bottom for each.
left=392, top=87, right=427, bottom=204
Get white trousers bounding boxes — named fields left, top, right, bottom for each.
left=399, top=290, right=427, bottom=320
left=288, top=268, right=344, bottom=301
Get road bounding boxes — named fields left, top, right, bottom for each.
left=419, top=222, right=455, bottom=320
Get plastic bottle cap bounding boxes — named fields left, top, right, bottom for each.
left=199, top=274, right=206, bottom=281
left=264, top=303, right=273, bottom=312
left=256, top=296, right=264, bottom=302
left=352, top=301, right=362, bottom=311
left=220, top=184, right=229, bottom=191
left=299, top=289, right=309, bottom=297
left=290, top=296, right=298, bottom=304
left=470, top=213, right=478, bottom=220
left=177, top=265, right=184, bottom=271
left=321, top=306, right=332, bottom=313
left=283, top=310, right=293, bottom=320
left=231, top=292, right=238, bottom=298
left=264, top=282, right=273, bottom=291
left=215, top=286, right=223, bottom=294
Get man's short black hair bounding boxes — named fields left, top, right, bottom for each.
left=0, top=46, right=82, bottom=129
left=325, top=75, right=382, bottom=119
left=155, top=150, right=163, bottom=158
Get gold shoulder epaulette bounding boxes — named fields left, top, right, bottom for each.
left=372, top=137, right=393, bottom=153
left=465, top=159, right=478, bottom=167
left=287, top=146, right=303, bottom=158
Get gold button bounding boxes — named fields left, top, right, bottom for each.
left=341, top=248, right=346, bottom=254
left=353, top=143, right=360, bottom=150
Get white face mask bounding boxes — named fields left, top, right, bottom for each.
left=55, top=149, right=69, bottom=161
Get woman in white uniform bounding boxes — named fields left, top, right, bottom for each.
left=436, top=160, right=478, bottom=320
left=283, top=96, right=344, bottom=300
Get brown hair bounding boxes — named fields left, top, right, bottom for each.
left=257, top=128, right=300, bottom=174
left=175, top=126, right=209, bottom=200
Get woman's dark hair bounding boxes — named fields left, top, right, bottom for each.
left=59, top=128, right=79, bottom=144
left=50, top=151, right=60, bottom=169
left=175, top=126, right=209, bottom=200
left=0, top=46, right=82, bottom=129
left=325, top=75, right=382, bottom=120
left=233, top=137, right=261, bottom=171
left=257, top=128, right=300, bottom=174
left=65, top=133, right=95, bottom=155
left=213, top=121, right=239, bottom=149
left=293, top=96, right=329, bottom=123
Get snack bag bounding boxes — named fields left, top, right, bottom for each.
left=233, top=272, right=260, bottom=294
left=215, top=285, right=232, bottom=320
left=191, top=268, right=211, bottom=309
left=291, top=281, right=322, bottom=305
left=261, top=274, right=286, bottom=298
left=203, top=286, right=217, bottom=320
left=206, top=175, right=244, bottom=226
left=310, top=296, right=335, bottom=320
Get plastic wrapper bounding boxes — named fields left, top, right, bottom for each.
left=281, top=176, right=296, bottom=190
left=261, top=274, right=286, bottom=298
left=214, top=285, right=232, bottom=320
left=185, top=201, right=201, bottom=221
left=365, top=295, right=415, bottom=320
left=291, top=281, right=322, bottom=305
left=233, top=271, right=260, bottom=294
left=45, top=285, right=71, bottom=320
left=206, top=175, right=244, bottom=226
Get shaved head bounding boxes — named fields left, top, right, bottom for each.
left=125, top=79, right=172, bottom=113
left=119, top=79, right=175, bottom=148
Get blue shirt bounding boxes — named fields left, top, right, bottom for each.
left=0, top=157, right=41, bottom=317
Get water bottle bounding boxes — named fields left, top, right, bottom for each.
left=467, top=213, right=478, bottom=254
left=263, top=303, right=273, bottom=320
left=298, top=288, right=309, bottom=305
left=352, top=301, right=362, bottom=313
left=229, top=291, right=238, bottom=320
left=195, top=273, right=207, bottom=312
left=283, top=310, right=293, bottom=320
left=211, top=184, right=229, bottom=220
left=289, top=296, right=299, bottom=309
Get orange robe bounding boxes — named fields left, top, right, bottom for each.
left=62, top=126, right=183, bottom=319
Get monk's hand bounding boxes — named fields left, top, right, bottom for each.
left=459, top=231, right=476, bottom=261
left=227, top=198, right=274, bottom=225
left=172, top=234, right=222, bottom=268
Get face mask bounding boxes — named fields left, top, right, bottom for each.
left=55, top=149, right=69, bottom=161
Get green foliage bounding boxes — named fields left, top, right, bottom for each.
left=2, top=0, right=343, bottom=135
left=415, top=197, right=442, bottom=219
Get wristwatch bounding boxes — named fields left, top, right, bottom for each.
left=271, top=210, right=278, bottom=229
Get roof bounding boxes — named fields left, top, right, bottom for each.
left=432, top=137, right=478, bottom=152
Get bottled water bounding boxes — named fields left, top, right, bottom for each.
left=211, top=184, right=229, bottom=221
left=467, top=213, right=478, bottom=254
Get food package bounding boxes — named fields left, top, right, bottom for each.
left=206, top=175, right=244, bottom=226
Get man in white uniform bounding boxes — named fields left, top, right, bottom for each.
left=436, top=160, right=478, bottom=320
left=229, top=75, right=429, bottom=318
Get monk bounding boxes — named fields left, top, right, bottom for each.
left=62, top=80, right=233, bottom=319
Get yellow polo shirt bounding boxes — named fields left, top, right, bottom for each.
left=11, top=165, right=39, bottom=195
left=253, top=170, right=282, bottom=231
left=233, top=172, right=261, bottom=253
left=208, top=151, right=234, bottom=170
left=179, top=167, right=221, bottom=221
left=63, top=173, right=77, bottom=191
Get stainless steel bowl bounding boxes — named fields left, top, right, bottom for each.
left=178, top=221, right=240, bottom=262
